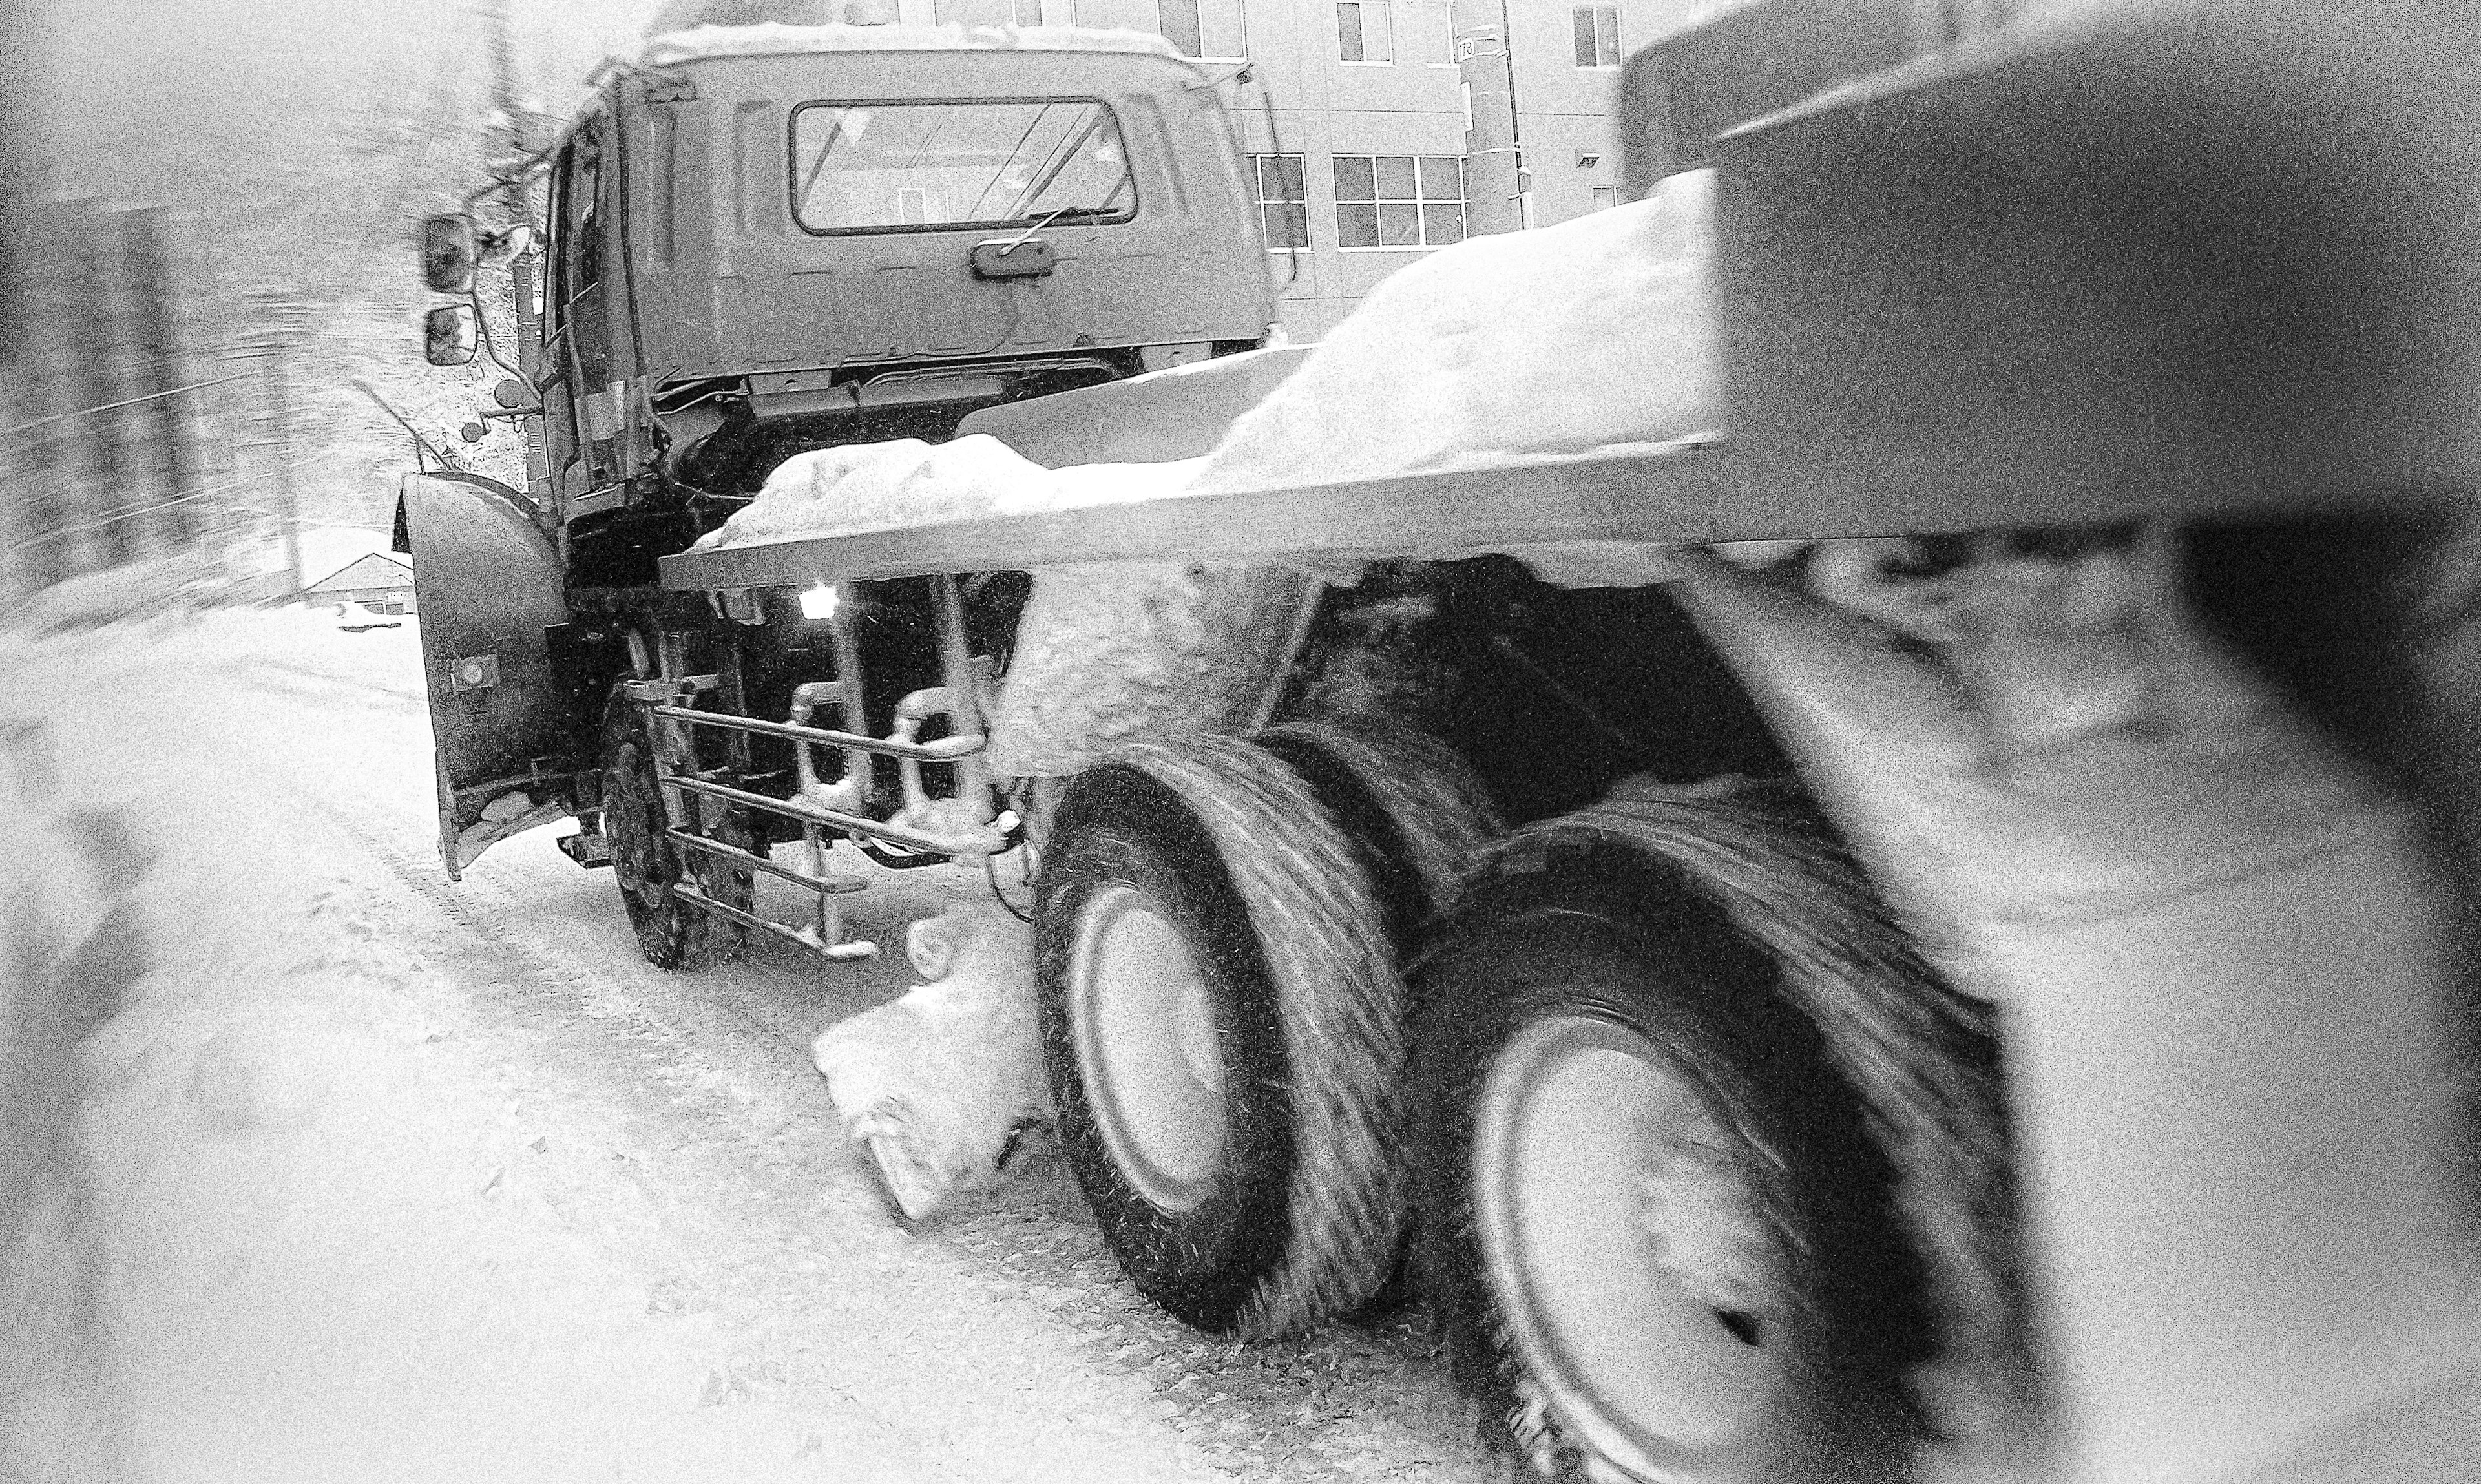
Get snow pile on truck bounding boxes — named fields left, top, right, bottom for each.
left=691, top=438, right=1195, bottom=550
left=694, top=168, right=1721, bottom=561
left=1190, top=168, right=1719, bottom=493
left=689, top=173, right=1721, bottom=774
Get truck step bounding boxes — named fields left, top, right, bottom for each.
left=556, top=831, right=613, bottom=869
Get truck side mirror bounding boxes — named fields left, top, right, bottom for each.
left=424, top=304, right=479, bottom=366
left=422, top=213, right=479, bottom=295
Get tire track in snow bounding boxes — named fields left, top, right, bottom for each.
left=233, top=662, right=1494, bottom=1484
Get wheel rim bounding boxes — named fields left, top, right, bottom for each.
left=1069, top=884, right=1230, bottom=1213
left=1473, top=1014, right=1787, bottom=1481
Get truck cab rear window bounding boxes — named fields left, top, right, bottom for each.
left=790, top=99, right=1138, bottom=235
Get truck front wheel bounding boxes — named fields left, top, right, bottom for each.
left=1034, top=737, right=1403, bottom=1338
left=602, top=691, right=752, bottom=970
left=1410, top=849, right=1919, bottom=1483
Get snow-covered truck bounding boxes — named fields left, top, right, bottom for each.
left=401, top=5, right=2480, bottom=1482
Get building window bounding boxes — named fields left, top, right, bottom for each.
left=1336, top=1, right=1391, bottom=63
left=1573, top=5, right=1620, bottom=67
left=1591, top=185, right=1620, bottom=211
left=1403, top=0, right=1454, bottom=66
left=1334, top=154, right=1463, bottom=248
left=1251, top=154, right=1308, bottom=249
left=1074, top=0, right=1244, bottom=57
left=933, top=0, right=1043, bottom=22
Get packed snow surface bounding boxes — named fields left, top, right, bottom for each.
left=0, top=607, right=1498, bottom=1483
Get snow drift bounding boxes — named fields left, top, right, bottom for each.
left=810, top=902, right=1053, bottom=1223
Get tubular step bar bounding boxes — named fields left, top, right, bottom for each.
left=631, top=573, right=1003, bottom=965
left=673, top=881, right=879, bottom=963
left=664, top=773, right=1003, bottom=860
left=644, top=702, right=986, bottom=764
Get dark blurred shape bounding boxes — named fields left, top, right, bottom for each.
left=420, top=212, right=477, bottom=297
left=424, top=303, right=478, bottom=366
left=1618, top=0, right=1919, bottom=193
left=1717, top=0, right=2479, bottom=538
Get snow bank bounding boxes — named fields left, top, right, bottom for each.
left=808, top=902, right=1051, bottom=1223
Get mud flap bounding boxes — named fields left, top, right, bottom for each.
left=397, top=471, right=578, bottom=878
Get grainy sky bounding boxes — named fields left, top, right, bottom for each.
left=32, top=0, right=662, bottom=211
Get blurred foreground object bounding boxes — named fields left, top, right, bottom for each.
left=0, top=720, right=151, bottom=1483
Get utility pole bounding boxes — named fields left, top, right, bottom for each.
left=1452, top=0, right=1526, bottom=236
left=485, top=0, right=552, bottom=510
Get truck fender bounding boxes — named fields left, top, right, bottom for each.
left=395, top=470, right=576, bottom=879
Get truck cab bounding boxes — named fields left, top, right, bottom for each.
left=541, top=26, right=1276, bottom=585
left=404, top=23, right=1279, bottom=872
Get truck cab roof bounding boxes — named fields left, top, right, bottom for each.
left=635, top=21, right=1195, bottom=70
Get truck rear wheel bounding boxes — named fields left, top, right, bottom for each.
left=602, top=691, right=752, bottom=970
left=1255, top=715, right=1503, bottom=950
left=1255, top=715, right=1503, bottom=1314
left=1034, top=736, right=1403, bottom=1338
left=1410, top=846, right=1918, bottom=1483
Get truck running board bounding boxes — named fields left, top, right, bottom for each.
left=556, top=831, right=612, bottom=869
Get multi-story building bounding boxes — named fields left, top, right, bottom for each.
left=904, top=1, right=1717, bottom=337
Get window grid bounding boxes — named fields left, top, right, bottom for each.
left=1572, top=5, right=1620, bottom=68
left=1336, top=1, right=1392, bottom=63
left=1333, top=153, right=1464, bottom=249
left=1591, top=185, right=1620, bottom=212
left=1251, top=154, right=1308, bottom=251
left=1071, top=1, right=1246, bottom=58
left=932, top=0, right=1044, bottom=23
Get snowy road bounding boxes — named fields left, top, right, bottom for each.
left=22, top=611, right=1496, bottom=1483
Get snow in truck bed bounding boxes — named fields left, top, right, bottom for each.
left=687, top=171, right=1719, bottom=777
left=689, top=169, right=1719, bottom=559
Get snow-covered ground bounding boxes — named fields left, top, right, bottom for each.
left=0, top=610, right=1492, bottom=1483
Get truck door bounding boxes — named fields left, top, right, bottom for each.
left=543, top=117, right=623, bottom=507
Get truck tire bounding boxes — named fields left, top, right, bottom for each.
left=602, top=690, right=753, bottom=970
left=1255, top=716, right=1504, bottom=1315
left=1409, top=842, right=1921, bottom=1484
left=1034, top=735, right=1403, bottom=1338
left=1255, top=716, right=1504, bottom=952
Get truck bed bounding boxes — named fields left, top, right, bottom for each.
left=661, top=0, right=2477, bottom=599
